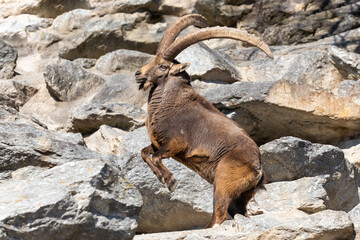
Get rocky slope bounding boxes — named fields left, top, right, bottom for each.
left=0, top=0, right=360, bottom=239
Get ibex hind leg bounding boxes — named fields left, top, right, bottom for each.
left=228, top=189, right=254, bottom=218
left=207, top=157, right=260, bottom=228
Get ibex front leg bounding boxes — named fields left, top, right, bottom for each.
left=141, top=145, right=165, bottom=184
left=152, top=149, right=178, bottom=192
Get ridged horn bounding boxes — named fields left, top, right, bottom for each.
left=162, top=27, right=274, bottom=61
left=156, top=14, right=208, bottom=55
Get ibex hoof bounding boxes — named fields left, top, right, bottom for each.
left=159, top=176, right=165, bottom=184
left=167, top=178, right=178, bottom=192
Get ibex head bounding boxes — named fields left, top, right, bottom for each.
left=135, top=14, right=273, bottom=91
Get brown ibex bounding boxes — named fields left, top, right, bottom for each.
left=135, top=14, right=273, bottom=228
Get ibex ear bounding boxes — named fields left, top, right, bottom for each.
left=169, top=62, right=190, bottom=75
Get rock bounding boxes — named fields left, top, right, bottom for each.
left=95, top=49, right=153, bottom=75
left=252, top=0, right=360, bottom=46
left=176, top=42, right=240, bottom=83
left=329, top=45, right=360, bottom=80
left=116, top=127, right=213, bottom=233
left=0, top=159, right=142, bottom=240
left=44, top=60, right=105, bottom=102
left=0, top=15, right=52, bottom=51
left=134, top=210, right=355, bottom=240
left=348, top=203, right=360, bottom=237
left=91, top=73, right=147, bottom=108
left=84, top=125, right=127, bottom=155
left=89, top=0, right=159, bottom=16
left=52, top=9, right=96, bottom=34
left=69, top=102, right=146, bottom=134
left=59, top=12, right=147, bottom=60
left=247, top=176, right=328, bottom=215
left=0, top=0, right=90, bottom=18
left=339, top=138, right=360, bottom=168
left=0, top=40, right=17, bottom=79
left=259, top=136, right=359, bottom=212
left=158, top=0, right=196, bottom=16
left=202, top=46, right=360, bottom=144
left=0, top=106, right=47, bottom=129
left=194, top=0, right=253, bottom=27
left=0, top=121, right=117, bottom=170
left=0, top=80, right=38, bottom=109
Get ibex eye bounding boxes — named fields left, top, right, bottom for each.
left=159, top=65, right=168, bottom=71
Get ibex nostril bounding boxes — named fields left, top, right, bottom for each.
left=135, top=70, right=141, bottom=76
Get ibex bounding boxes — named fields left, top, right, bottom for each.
left=135, top=14, right=273, bottom=228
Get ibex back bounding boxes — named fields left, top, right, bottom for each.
left=135, top=14, right=273, bottom=228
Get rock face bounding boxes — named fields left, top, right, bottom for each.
left=1, top=0, right=360, bottom=239
left=0, top=159, right=142, bottom=240
left=0, top=40, right=17, bottom=79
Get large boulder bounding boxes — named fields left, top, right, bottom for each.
left=0, top=159, right=142, bottom=240
left=133, top=210, right=355, bottom=240
left=44, top=60, right=105, bottom=102
left=258, top=136, right=359, bottom=212
left=0, top=121, right=116, bottom=171
left=0, top=40, right=17, bottom=79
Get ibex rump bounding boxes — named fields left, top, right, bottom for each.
left=135, top=14, right=273, bottom=228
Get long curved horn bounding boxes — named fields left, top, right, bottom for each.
left=162, top=27, right=274, bottom=61
left=156, top=14, right=208, bottom=55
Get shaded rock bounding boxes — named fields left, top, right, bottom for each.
left=0, top=159, right=142, bottom=240
left=329, top=45, right=360, bottom=80
left=116, top=127, right=213, bottom=233
left=91, top=73, right=147, bottom=108
left=0, top=0, right=90, bottom=18
left=90, top=0, right=159, bottom=16
left=95, top=49, right=153, bottom=75
left=248, top=176, right=328, bottom=215
left=69, top=102, right=146, bottom=134
left=158, top=0, right=196, bottom=16
left=176, top=42, right=240, bottom=83
left=0, top=80, right=38, bottom=109
left=252, top=0, right=360, bottom=47
left=59, top=12, right=147, bottom=60
left=0, top=40, right=17, bottom=79
left=339, top=137, right=360, bottom=168
left=194, top=0, right=254, bottom=27
left=73, top=58, right=97, bottom=69
left=259, top=136, right=359, bottom=212
left=0, top=122, right=116, bottom=170
left=44, top=60, right=105, bottom=102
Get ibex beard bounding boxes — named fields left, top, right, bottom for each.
left=135, top=14, right=273, bottom=228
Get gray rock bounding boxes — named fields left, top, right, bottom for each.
left=69, top=102, right=146, bottom=134
left=235, top=210, right=354, bottom=240
left=260, top=136, right=359, bottom=211
left=95, top=49, right=153, bottom=75
left=91, top=73, right=147, bottom=107
left=339, top=137, right=360, bottom=168
left=44, top=60, right=105, bottom=102
left=0, top=121, right=116, bottom=170
left=176, top=42, right=240, bottom=83
left=52, top=9, right=96, bottom=34
left=0, top=159, right=142, bottom=240
left=329, top=45, right=360, bottom=80
left=0, top=40, right=17, bottom=79
left=90, top=0, right=159, bottom=16
left=117, top=127, right=213, bottom=233
left=59, top=12, right=147, bottom=60
left=0, top=106, right=47, bottom=129
left=0, top=80, right=38, bottom=110
left=247, top=176, right=328, bottom=215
